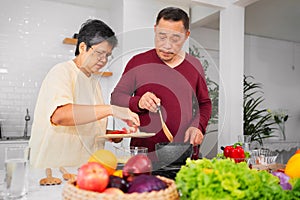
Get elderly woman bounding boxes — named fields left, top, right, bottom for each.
left=29, top=19, right=139, bottom=168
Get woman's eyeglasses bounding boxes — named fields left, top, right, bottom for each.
left=90, top=47, right=113, bottom=62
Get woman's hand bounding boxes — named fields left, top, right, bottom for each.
left=111, top=105, right=140, bottom=127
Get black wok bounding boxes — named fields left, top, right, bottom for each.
left=155, top=142, right=193, bottom=166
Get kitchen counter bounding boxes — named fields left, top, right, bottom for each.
left=0, top=139, right=29, bottom=144
left=0, top=167, right=78, bottom=200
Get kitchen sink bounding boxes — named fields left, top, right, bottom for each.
left=0, top=136, right=30, bottom=141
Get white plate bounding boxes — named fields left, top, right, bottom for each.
left=97, top=132, right=156, bottom=139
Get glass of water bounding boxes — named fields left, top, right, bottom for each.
left=4, top=146, right=30, bottom=199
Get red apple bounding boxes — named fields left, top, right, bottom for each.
left=77, top=162, right=109, bottom=193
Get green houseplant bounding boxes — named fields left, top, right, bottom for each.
left=243, top=75, right=276, bottom=145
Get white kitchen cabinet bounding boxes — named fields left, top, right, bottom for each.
left=0, top=140, right=29, bottom=170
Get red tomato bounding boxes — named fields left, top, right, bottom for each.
left=110, top=130, right=127, bottom=134
left=77, top=162, right=109, bottom=193
left=110, top=128, right=129, bottom=134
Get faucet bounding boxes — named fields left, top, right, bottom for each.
left=24, top=108, right=30, bottom=138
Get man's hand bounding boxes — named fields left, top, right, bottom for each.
left=138, top=92, right=161, bottom=112
left=184, top=127, right=204, bottom=146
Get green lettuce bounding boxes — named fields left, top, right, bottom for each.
left=286, top=178, right=300, bottom=199
left=175, top=158, right=288, bottom=200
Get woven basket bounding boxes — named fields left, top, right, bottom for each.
left=62, top=175, right=179, bottom=200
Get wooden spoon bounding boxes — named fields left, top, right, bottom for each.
left=157, top=105, right=174, bottom=142
left=39, top=168, right=62, bottom=185
left=59, top=167, right=77, bottom=181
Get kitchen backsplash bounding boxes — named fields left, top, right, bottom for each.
left=0, top=0, right=111, bottom=137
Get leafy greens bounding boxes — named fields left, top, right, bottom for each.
left=175, top=158, right=291, bottom=200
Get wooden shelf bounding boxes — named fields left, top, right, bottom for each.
left=94, top=71, right=113, bottom=77
left=63, top=38, right=77, bottom=45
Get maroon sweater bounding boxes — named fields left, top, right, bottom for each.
left=111, top=49, right=212, bottom=155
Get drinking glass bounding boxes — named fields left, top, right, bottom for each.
left=4, top=146, right=30, bottom=199
left=114, top=146, right=148, bottom=163
left=238, top=135, right=251, bottom=152
left=130, top=146, right=148, bottom=156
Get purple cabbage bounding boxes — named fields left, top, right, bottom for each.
left=127, top=175, right=167, bottom=193
left=107, top=175, right=129, bottom=192
left=280, top=182, right=292, bottom=190
left=272, top=171, right=292, bottom=190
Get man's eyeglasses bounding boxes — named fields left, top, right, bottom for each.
left=155, top=30, right=185, bottom=45
left=90, top=47, right=113, bottom=62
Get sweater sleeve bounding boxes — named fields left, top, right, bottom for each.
left=111, top=58, right=147, bottom=114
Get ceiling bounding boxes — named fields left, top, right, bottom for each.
left=44, top=0, right=300, bottom=43
left=193, top=0, right=300, bottom=43
left=42, top=0, right=112, bottom=9
left=245, top=0, right=300, bottom=43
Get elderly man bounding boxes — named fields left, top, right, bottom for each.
left=111, top=7, right=211, bottom=160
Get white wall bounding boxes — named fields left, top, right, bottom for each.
left=245, top=35, right=300, bottom=141
left=191, top=26, right=300, bottom=147
left=0, top=0, right=111, bottom=136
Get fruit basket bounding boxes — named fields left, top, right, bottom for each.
left=62, top=175, right=179, bottom=200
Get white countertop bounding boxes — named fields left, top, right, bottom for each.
left=0, top=140, right=29, bottom=144
left=0, top=167, right=78, bottom=200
